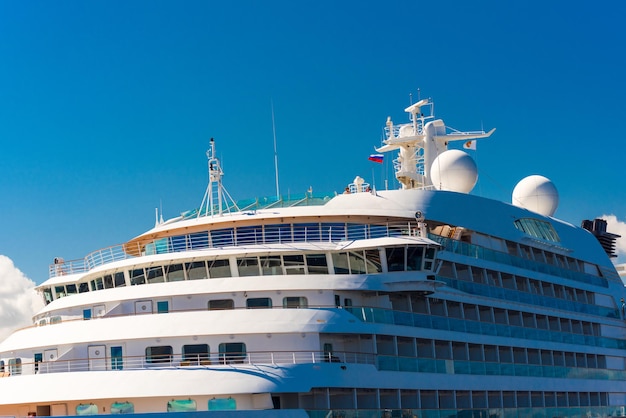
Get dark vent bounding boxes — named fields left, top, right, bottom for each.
left=582, top=218, right=621, bottom=258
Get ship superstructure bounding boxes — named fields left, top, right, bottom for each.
left=0, top=97, right=624, bottom=418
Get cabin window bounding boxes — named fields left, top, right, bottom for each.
left=306, top=254, right=328, bottom=274
left=186, top=261, right=208, bottom=280
left=156, top=301, right=169, bottom=314
left=208, top=299, right=234, bottom=310
left=283, top=297, right=308, bottom=309
left=130, top=269, right=146, bottom=286
left=146, top=266, right=165, bottom=283
left=208, top=259, right=231, bottom=278
left=145, top=346, right=173, bottom=364
left=246, top=297, right=272, bottom=309
left=386, top=247, right=405, bottom=272
left=260, top=256, right=282, bottom=275
left=218, top=342, right=246, bottom=364
left=238, top=257, right=259, bottom=277
left=165, top=264, right=185, bottom=282
left=182, top=344, right=210, bottom=364
left=284, top=255, right=305, bottom=275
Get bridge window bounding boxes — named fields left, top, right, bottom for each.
left=186, top=261, right=208, bottom=280
left=238, top=257, right=259, bottom=277
left=306, top=254, right=328, bottom=274
left=208, top=259, right=231, bottom=278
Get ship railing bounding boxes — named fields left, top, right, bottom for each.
left=5, top=350, right=376, bottom=377
left=48, top=221, right=423, bottom=278
left=428, top=233, right=610, bottom=288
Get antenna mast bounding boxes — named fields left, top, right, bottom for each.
left=271, top=100, right=280, bottom=197
left=198, top=138, right=239, bottom=217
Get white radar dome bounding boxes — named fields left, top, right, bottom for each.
left=512, top=175, right=559, bottom=216
left=430, top=150, right=478, bottom=193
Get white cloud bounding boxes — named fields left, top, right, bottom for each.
left=600, top=215, right=626, bottom=264
left=0, top=255, right=44, bottom=341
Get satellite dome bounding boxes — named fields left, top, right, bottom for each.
left=430, top=150, right=478, bottom=193
left=512, top=175, right=559, bottom=216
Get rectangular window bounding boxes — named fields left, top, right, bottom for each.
left=283, top=255, right=305, bottom=275
left=210, top=228, right=234, bottom=247
left=237, top=257, right=259, bottom=277
left=208, top=299, right=234, bottom=310
left=165, top=264, right=185, bottom=282
left=386, top=247, right=405, bottom=272
left=306, top=254, right=329, bottom=274
left=348, top=251, right=367, bottom=274
left=208, top=259, right=231, bottom=278
left=114, top=272, right=126, bottom=287
left=283, top=297, right=308, bottom=308
left=218, top=342, right=246, bottom=364
left=246, top=297, right=272, bottom=309
left=146, top=266, right=165, bottom=283
left=8, top=358, right=22, bottom=375
left=34, top=353, right=42, bottom=373
left=186, top=261, right=208, bottom=280
left=111, top=346, right=123, bottom=370
left=332, top=253, right=350, bottom=274
left=406, top=246, right=424, bottom=271
left=157, top=301, right=169, bottom=314
left=83, top=309, right=92, bottom=320
left=260, top=256, right=282, bottom=275
left=145, top=346, right=173, bottom=364
left=364, top=249, right=382, bottom=273
left=130, top=269, right=146, bottom=286
left=182, top=344, right=210, bottom=364
left=103, top=275, right=114, bottom=289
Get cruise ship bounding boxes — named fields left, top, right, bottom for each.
left=1, top=97, right=625, bottom=418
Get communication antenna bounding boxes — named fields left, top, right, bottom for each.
left=271, top=100, right=280, bottom=198
left=198, top=138, right=239, bottom=217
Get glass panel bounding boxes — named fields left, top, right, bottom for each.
left=246, top=297, right=272, bottom=309
left=111, top=346, right=123, bottom=370
left=182, top=344, right=210, bottom=364
left=146, top=266, right=165, bottom=283
left=208, top=299, right=234, bottom=310
left=130, top=268, right=146, bottom=286
left=306, top=254, right=328, bottom=274
left=146, top=346, right=173, bottom=363
left=238, top=257, right=259, bottom=277
left=284, top=255, right=305, bottom=274
left=165, top=264, right=185, bottom=282
left=260, top=256, right=282, bottom=275
left=283, top=296, right=307, bottom=308
left=186, top=261, right=208, bottom=280
left=208, top=259, right=231, bottom=278
left=157, top=301, right=169, bottom=313
left=218, top=342, right=246, bottom=364
left=348, top=251, right=367, bottom=274
left=386, top=247, right=405, bottom=271
left=332, top=253, right=350, bottom=274
left=114, top=272, right=126, bottom=287
left=406, top=246, right=424, bottom=271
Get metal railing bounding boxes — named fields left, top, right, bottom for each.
left=2, top=350, right=376, bottom=377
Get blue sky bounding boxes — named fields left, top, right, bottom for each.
left=1, top=1, right=626, bottom=284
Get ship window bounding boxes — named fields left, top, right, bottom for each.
left=456, top=264, right=471, bottom=281
left=420, top=391, right=437, bottom=409
left=332, top=253, right=350, bottom=274
left=165, top=264, right=185, bottom=282
left=499, top=346, right=513, bottom=363
left=103, top=275, right=114, bottom=289
left=182, top=344, right=210, bottom=364
left=488, top=391, right=502, bottom=408
left=294, top=223, right=320, bottom=242
left=236, top=226, right=261, bottom=245
left=43, top=288, right=53, bottom=304
left=211, top=228, right=234, bottom=247
left=416, top=339, right=434, bottom=358
left=189, top=232, right=209, bottom=249
left=186, top=261, right=208, bottom=280
left=348, top=251, right=367, bottom=274
left=406, top=246, right=424, bottom=271
left=386, top=247, right=405, bottom=272
left=218, top=342, right=246, bottom=364
left=0, top=360, right=3, bottom=373
left=170, top=235, right=187, bottom=252
left=146, top=266, right=165, bottom=284
left=501, top=273, right=515, bottom=289
left=55, top=286, right=66, bottom=298
left=438, top=261, right=455, bottom=278
left=78, top=283, right=90, bottom=293
left=283, top=297, right=308, bottom=308
left=157, top=301, right=169, bottom=313
left=167, top=399, right=197, bottom=412
left=208, top=299, right=234, bottom=310
left=145, top=346, right=173, bottom=363
left=246, top=297, right=272, bottom=309
left=110, top=401, right=133, bottom=414
left=260, top=256, right=282, bottom=275
left=434, top=340, right=451, bottom=359
left=237, top=257, right=259, bottom=277
left=306, top=254, right=329, bottom=274
left=130, top=269, right=146, bottom=286
left=323, top=223, right=346, bottom=241
left=83, top=309, right=92, bottom=320
left=452, top=342, right=467, bottom=360
left=8, top=358, right=21, bottom=375
left=66, top=284, right=77, bottom=294
left=284, top=255, right=305, bottom=275
left=513, top=218, right=560, bottom=242
left=92, top=277, right=104, bottom=290
left=264, top=224, right=291, bottom=244
left=208, top=259, right=231, bottom=278
left=484, top=345, right=497, bottom=362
